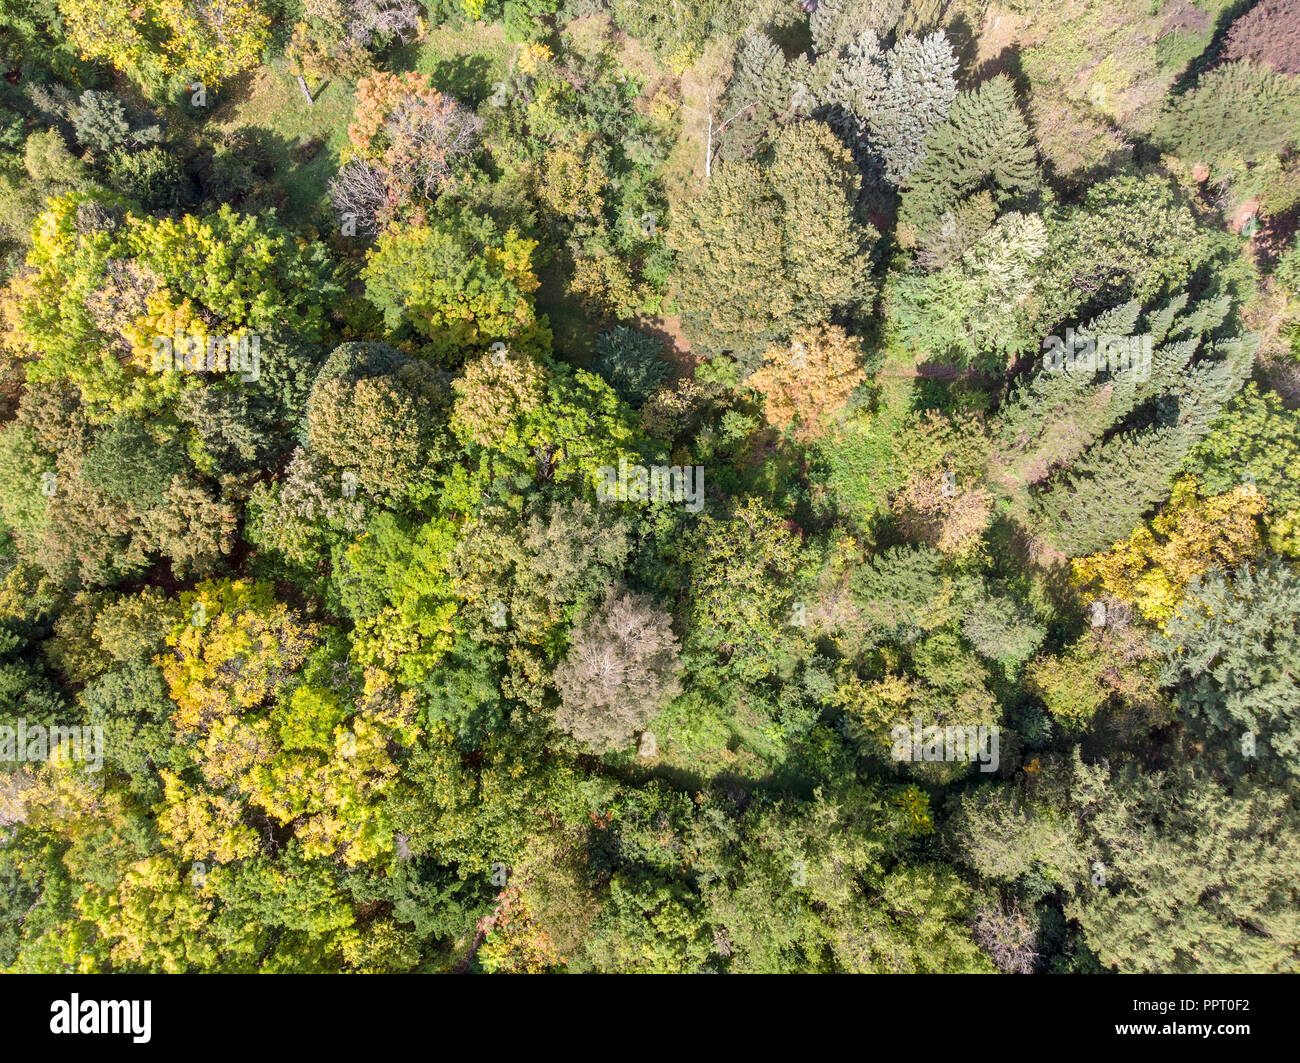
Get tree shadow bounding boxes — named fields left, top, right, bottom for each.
left=972, top=38, right=1032, bottom=101
left=1043, top=142, right=1140, bottom=202
left=385, top=36, right=497, bottom=107
left=944, top=11, right=982, bottom=85
left=769, top=14, right=814, bottom=59
left=189, top=125, right=301, bottom=220
left=1168, top=0, right=1258, bottom=96
left=427, top=54, right=496, bottom=108
left=631, top=316, right=697, bottom=380
left=184, top=68, right=258, bottom=117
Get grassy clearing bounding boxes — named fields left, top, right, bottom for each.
left=391, top=22, right=518, bottom=106
left=207, top=25, right=517, bottom=226
left=209, top=58, right=357, bottom=225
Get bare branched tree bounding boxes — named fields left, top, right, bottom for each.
left=383, top=92, right=484, bottom=198
left=347, top=0, right=421, bottom=47
left=327, top=157, right=392, bottom=236
left=971, top=900, right=1041, bottom=974
left=554, top=586, right=683, bottom=752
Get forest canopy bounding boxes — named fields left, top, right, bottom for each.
left=0, top=0, right=1298, bottom=975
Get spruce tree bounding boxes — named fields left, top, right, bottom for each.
left=1066, top=753, right=1300, bottom=973
left=1035, top=425, right=1192, bottom=557
left=897, top=75, right=1040, bottom=266
left=1030, top=329, right=1254, bottom=557
left=719, top=28, right=796, bottom=160
left=826, top=30, right=957, bottom=185
left=1161, top=559, right=1300, bottom=781
left=990, top=298, right=1146, bottom=493
left=993, top=288, right=1254, bottom=551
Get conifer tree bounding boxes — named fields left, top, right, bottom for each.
left=990, top=298, right=1147, bottom=494
left=1156, top=61, right=1300, bottom=168
left=897, top=75, right=1040, bottom=267
left=1160, top=559, right=1300, bottom=781
left=994, top=293, right=1255, bottom=553
left=826, top=30, right=957, bottom=185
left=715, top=29, right=796, bottom=161
left=1066, top=754, right=1300, bottom=973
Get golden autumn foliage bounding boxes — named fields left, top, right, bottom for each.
left=892, top=784, right=935, bottom=836
left=747, top=325, right=868, bottom=442
left=155, top=770, right=261, bottom=864
left=78, top=856, right=217, bottom=973
left=536, top=141, right=606, bottom=220
left=449, top=350, right=549, bottom=449
left=60, top=0, right=270, bottom=92
left=361, top=222, right=545, bottom=358
left=1072, top=477, right=1266, bottom=627
left=159, top=579, right=321, bottom=734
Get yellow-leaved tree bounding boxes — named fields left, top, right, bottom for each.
left=59, top=0, right=270, bottom=94
left=747, top=324, right=868, bottom=442
left=1072, top=476, right=1266, bottom=627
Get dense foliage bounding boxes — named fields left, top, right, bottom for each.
left=0, top=0, right=1297, bottom=975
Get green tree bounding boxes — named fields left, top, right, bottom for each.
left=1156, top=61, right=1300, bottom=169
left=1025, top=623, right=1162, bottom=731
left=897, top=75, right=1039, bottom=268
left=960, top=587, right=1046, bottom=669
left=361, top=212, right=548, bottom=362
left=306, top=366, right=450, bottom=506
left=849, top=544, right=955, bottom=646
left=9, top=195, right=338, bottom=419
left=1067, top=753, right=1300, bottom=973
left=670, top=123, right=875, bottom=368
left=1160, top=560, right=1300, bottom=780
left=1034, top=176, right=1216, bottom=332
left=683, top=497, right=808, bottom=683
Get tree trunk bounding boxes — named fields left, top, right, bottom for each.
left=705, top=109, right=713, bottom=181
left=296, top=75, right=313, bottom=107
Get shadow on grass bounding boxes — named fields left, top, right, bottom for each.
left=427, top=54, right=496, bottom=108
left=186, top=122, right=342, bottom=230
left=1168, top=0, right=1259, bottom=96
left=386, top=39, right=497, bottom=104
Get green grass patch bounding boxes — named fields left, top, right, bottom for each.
left=391, top=22, right=518, bottom=107
left=210, top=59, right=357, bottom=226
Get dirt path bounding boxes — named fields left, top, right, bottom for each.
left=876, top=363, right=977, bottom=380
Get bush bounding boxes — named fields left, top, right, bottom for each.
left=107, top=146, right=184, bottom=210
left=591, top=327, right=670, bottom=407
